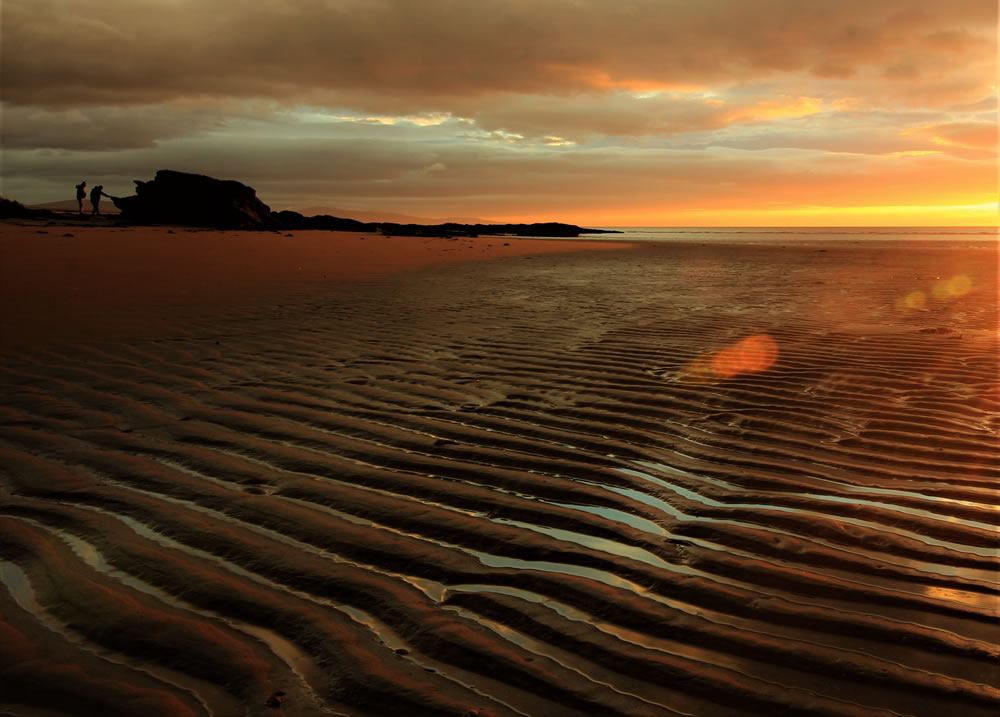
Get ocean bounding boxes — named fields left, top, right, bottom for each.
left=585, top=226, right=999, bottom=244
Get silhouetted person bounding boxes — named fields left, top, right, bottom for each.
left=76, top=181, right=87, bottom=214
left=90, top=185, right=110, bottom=215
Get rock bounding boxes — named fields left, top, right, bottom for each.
left=271, top=210, right=310, bottom=229
left=271, top=209, right=374, bottom=232
left=0, top=196, right=54, bottom=219
left=101, top=169, right=622, bottom=235
left=378, top=222, right=466, bottom=238
left=376, top=221, right=618, bottom=238
left=112, top=170, right=276, bottom=229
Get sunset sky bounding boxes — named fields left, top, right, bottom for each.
left=3, top=0, right=997, bottom=226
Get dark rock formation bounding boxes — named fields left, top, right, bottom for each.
left=379, top=221, right=620, bottom=238
left=272, top=210, right=374, bottom=233
left=271, top=210, right=312, bottom=230
left=108, top=170, right=622, bottom=237
left=0, top=196, right=54, bottom=219
left=492, top=222, right=610, bottom=237
left=306, top=214, right=375, bottom=232
left=378, top=223, right=471, bottom=238
left=113, top=170, right=275, bottom=228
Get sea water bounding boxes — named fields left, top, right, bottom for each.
left=581, top=226, right=998, bottom=245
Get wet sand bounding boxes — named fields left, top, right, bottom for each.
left=0, top=223, right=997, bottom=716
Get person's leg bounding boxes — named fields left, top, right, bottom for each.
left=78, top=198, right=84, bottom=214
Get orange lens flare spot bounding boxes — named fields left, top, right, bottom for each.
left=710, top=334, right=778, bottom=378
left=932, top=274, right=972, bottom=299
left=897, top=290, right=927, bottom=310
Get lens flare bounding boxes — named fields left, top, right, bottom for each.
left=710, top=334, right=779, bottom=378
left=932, top=274, right=972, bottom=300
left=896, top=290, right=926, bottom=311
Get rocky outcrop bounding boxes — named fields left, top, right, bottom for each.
left=108, top=170, right=622, bottom=237
left=113, top=170, right=275, bottom=228
left=272, top=210, right=374, bottom=233
left=0, top=196, right=54, bottom=219
left=379, top=222, right=620, bottom=238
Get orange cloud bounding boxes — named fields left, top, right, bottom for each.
left=541, top=65, right=707, bottom=94
left=896, top=122, right=998, bottom=160
left=887, top=150, right=943, bottom=158
left=926, top=122, right=997, bottom=148
left=722, top=96, right=824, bottom=123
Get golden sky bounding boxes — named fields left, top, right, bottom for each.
left=2, top=0, right=996, bottom=225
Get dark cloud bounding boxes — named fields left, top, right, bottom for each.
left=0, top=103, right=245, bottom=150
left=3, top=0, right=994, bottom=109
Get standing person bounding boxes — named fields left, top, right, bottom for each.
left=90, top=185, right=110, bottom=215
left=76, top=181, right=87, bottom=214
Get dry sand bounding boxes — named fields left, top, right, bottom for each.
left=0, top=221, right=997, bottom=716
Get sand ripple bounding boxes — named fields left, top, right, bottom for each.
left=1, top=240, right=997, bottom=716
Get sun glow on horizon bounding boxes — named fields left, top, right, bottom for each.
left=511, top=201, right=998, bottom=228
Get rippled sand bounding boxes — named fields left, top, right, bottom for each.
left=1, top=225, right=997, bottom=716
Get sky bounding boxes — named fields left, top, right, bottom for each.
left=2, top=0, right=997, bottom=226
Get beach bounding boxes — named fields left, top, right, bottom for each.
left=0, top=223, right=997, bottom=716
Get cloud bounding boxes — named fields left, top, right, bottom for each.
left=461, top=92, right=831, bottom=143
left=900, top=121, right=999, bottom=159
left=3, top=0, right=994, bottom=110
left=675, top=106, right=998, bottom=157
left=906, top=121, right=998, bottom=148
left=0, top=102, right=246, bottom=150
